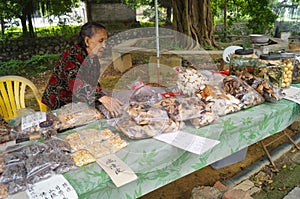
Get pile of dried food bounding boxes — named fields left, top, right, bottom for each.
left=0, top=116, right=16, bottom=144
left=64, top=128, right=127, bottom=164
left=0, top=138, right=76, bottom=195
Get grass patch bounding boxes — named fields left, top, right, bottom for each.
left=0, top=54, right=59, bottom=77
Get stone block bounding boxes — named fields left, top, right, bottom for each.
left=213, top=181, right=230, bottom=192
left=191, top=186, right=222, bottom=199
left=222, top=189, right=251, bottom=199
left=233, top=180, right=255, bottom=192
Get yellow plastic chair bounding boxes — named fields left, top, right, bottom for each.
left=0, top=75, right=48, bottom=120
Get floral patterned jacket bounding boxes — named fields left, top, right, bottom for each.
left=42, top=44, right=105, bottom=110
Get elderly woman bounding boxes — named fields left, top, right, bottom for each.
left=42, top=21, right=122, bottom=117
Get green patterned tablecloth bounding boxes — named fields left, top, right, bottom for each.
left=62, top=98, right=300, bottom=199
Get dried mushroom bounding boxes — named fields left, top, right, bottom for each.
left=223, top=76, right=265, bottom=108
left=238, top=72, right=284, bottom=102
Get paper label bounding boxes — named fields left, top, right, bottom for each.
left=154, top=131, right=220, bottom=155
left=283, top=86, right=300, bottom=104
left=97, top=154, right=138, bottom=187
left=26, top=174, right=78, bottom=199
left=21, top=112, right=46, bottom=130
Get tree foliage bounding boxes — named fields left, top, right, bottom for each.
left=0, top=0, right=80, bottom=37
left=211, top=0, right=278, bottom=34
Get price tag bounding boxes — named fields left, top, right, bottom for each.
left=26, top=174, right=78, bottom=199
left=154, top=131, right=220, bottom=155
left=283, top=86, right=300, bottom=104
left=21, top=112, right=46, bottom=130
left=97, top=154, right=138, bottom=187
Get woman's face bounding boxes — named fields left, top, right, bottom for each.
left=85, top=28, right=108, bottom=57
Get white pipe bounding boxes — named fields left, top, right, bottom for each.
left=155, top=0, right=160, bottom=59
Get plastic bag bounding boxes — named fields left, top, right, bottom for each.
left=0, top=162, right=26, bottom=183
left=160, top=118, right=185, bottom=133
left=195, top=84, right=243, bottom=116
left=124, top=102, right=169, bottom=125
left=56, top=102, right=102, bottom=130
left=47, top=152, right=77, bottom=174
left=43, top=137, right=72, bottom=153
left=4, top=151, right=26, bottom=165
left=71, top=149, right=96, bottom=167
left=0, top=156, right=4, bottom=175
left=0, top=184, right=8, bottom=198
left=5, top=180, right=27, bottom=195
left=26, top=162, right=53, bottom=184
left=176, top=68, right=209, bottom=96
left=128, top=77, right=163, bottom=104
left=116, top=115, right=184, bottom=139
left=238, top=72, right=285, bottom=102
left=116, top=116, right=164, bottom=139
left=77, top=128, right=107, bottom=145
left=190, top=110, right=218, bottom=129
left=223, top=76, right=265, bottom=109
left=63, top=133, right=86, bottom=153
left=86, top=144, right=110, bottom=159
left=155, top=97, right=207, bottom=121
left=25, top=153, right=52, bottom=179
left=14, top=111, right=62, bottom=141
left=22, top=141, right=48, bottom=157
left=0, top=116, right=16, bottom=144
left=102, top=135, right=128, bottom=154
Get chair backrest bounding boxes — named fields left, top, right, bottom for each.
left=0, top=75, right=47, bottom=120
left=222, top=46, right=243, bottom=63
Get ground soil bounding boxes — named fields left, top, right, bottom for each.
left=28, top=61, right=300, bottom=199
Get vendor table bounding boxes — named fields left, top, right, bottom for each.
left=60, top=97, right=300, bottom=199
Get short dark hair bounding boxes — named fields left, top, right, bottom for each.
left=78, top=21, right=107, bottom=49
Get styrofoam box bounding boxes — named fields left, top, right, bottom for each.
left=210, top=147, right=248, bottom=169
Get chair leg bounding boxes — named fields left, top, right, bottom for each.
left=260, top=141, right=278, bottom=170
left=283, top=131, right=300, bottom=150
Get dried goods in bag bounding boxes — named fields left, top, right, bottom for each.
left=43, top=137, right=72, bottom=153
left=22, top=142, right=48, bottom=157
left=223, top=76, right=265, bottom=108
left=124, top=102, right=169, bottom=125
left=238, top=72, right=284, bottom=102
left=128, top=77, right=163, bottom=104
left=116, top=116, right=184, bottom=139
left=176, top=68, right=209, bottom=96
left=155, top=97, right=207, bottom=121
left=14, top=111, right=62, bottom=141
left=56, top=102, right=102, bottom=130
left=26, top=162, right=53, bottom=184
left=71, top=149, right=96, bottom=167
left=189, top=111, right=218, bottom=129
left=63, top=132, right=86, bottom=152
left=0, top=116, right=16, bottom=144
left=0, top=183, right=8, bottom=199
left=47, top=152, right=77, bottom=174
left=4, top=180, right=26, bottom=195
left=195, top=84, right=243, bottom=116
left=0, top=162, right=26, bottom=184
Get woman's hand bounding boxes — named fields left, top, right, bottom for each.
left=98, top=96, right=123, bottom=117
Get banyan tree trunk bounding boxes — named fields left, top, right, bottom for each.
left=172, top=0, right=216, bottom=49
